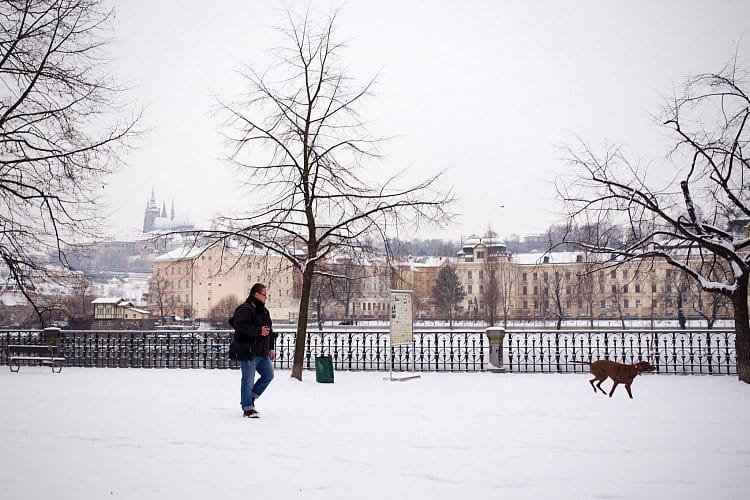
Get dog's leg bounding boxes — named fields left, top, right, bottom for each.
left=589, top=378, right=598, bottom=393
left=608, top=381, right=619, bottom=397
left=595, top=378, right=607, bottom=394
left=625, top=384, right=633, bottom=399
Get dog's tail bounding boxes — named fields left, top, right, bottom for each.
left=569, top=361, right=592, bottom=365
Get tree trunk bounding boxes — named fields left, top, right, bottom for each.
left=315, top=293, right=323, bottom=331
left=291, top=264, right=316, bottom=380
left=731, top=287, right=750, bottom=384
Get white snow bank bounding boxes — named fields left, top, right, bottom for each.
left=1, top=369, right=748, bottom=499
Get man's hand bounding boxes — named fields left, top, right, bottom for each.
left=269, top=350, right=276, bottom=361
left=261, top=326, right=270, bottom=336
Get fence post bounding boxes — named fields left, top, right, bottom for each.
left=486, top=327, right=506, bottom=373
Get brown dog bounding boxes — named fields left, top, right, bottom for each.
left=573, top=360, right=656, bottom=399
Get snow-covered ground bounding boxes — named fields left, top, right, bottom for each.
left=1, top=368, right=748, bottom=499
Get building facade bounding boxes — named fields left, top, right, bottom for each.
left=150, top=245, right=301, bottom=322
left=391, top=237, right=732, bottom=325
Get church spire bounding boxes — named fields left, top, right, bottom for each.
left=161, top=202, right=167, bottom=218
left=170, top=199, right=175, bottom=220
left=146, top=188, right=158, bottom=210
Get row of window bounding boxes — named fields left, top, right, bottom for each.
left=518, top=297, right=678, bottom=310
left=518, top=282, right=679, bottom=296
left=466, top=270, right=496, bottom=281
left=519, top=267, right=675, bottom=283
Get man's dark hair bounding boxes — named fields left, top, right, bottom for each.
left=249, top=283, right=267, bottom=299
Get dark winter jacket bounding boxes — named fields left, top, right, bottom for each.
left=232, top=297, right=276, bottom=357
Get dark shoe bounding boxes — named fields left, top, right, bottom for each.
left=243, top=409, right=260, bottom=418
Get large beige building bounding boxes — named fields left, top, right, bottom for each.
left=150, top=245, right=301, bottom=322
left=391, top=236, right=730, bottom=325
left=511, top=252, right=726, bottom=324
left=148, top=238, right=730, bottom=325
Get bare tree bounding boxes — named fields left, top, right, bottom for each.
left=309, top=271, right=340, bottom=330
left=148, top=274, right=179, bottom=325
left=328, top=259, right=365, bottom=323
left=662, top=268, right=691, bottom=329
left=608, top=279, right=627, bottom=329
left=433, top=263, right=465, bottom=328
left=60, top=275, right=95, bottom=328
left=574, top=263, right=599, bottom=328
left=198, top=9, right=451, bottom=380
left=498, top=262, right=515, bottom=328
left=0, top=0, right=140, bottom=322
left=543, top=267, right=571, bottom=330
left=481, top=256, right=500, bottom=326
left=208, top=294, right=241, bottom=328
left=559, top=58, right=750, bottom=382
left=690, top=282, right=730, bottom=329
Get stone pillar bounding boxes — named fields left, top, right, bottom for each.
left=486, top=327, right=506, bottom=373
left=43, top=327, right=61, bottom=346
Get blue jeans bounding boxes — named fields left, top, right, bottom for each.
left=240, top=355, right=274, bottom=410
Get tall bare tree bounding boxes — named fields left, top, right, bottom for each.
left=200, top=9, right=451, bottom=380
left=60, top=275, right=95, bottom=328
left=481, top=255, right=500, bottom=326
left=328, top=258, right=365, bottom=322
left=0, top=0, right=139, bottom=322
left=559, top=58, right=750, bottom=382
left=308, top=268, right=343, bottom=329
left=481, top=251, right=514, bottom=327
left=574, top=262, right=598, bottom=328
left=691, top=284, right=729, bottom=329
left=149, top=273, right=179, bottom=325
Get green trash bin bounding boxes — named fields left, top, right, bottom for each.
left=315, top=355, right=334, bottom=383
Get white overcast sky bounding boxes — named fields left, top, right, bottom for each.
left=103, top=0, right=750, bottom=241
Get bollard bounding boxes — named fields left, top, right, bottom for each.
left=486, top=327, right=506, bottom=373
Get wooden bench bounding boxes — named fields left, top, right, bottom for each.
left=7, top=327, right=65, bottom=373
left=7, top=344, right=65, bottom=373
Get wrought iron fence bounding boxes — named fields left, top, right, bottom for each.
left=0, top=329, right=485, bottom=372
left=505, top=330, right=736, bottom=375
left=0, top=329, right=736, bottom=374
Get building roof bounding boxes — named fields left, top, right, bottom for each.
left=91, top=297, right=125, bottom=304
left=513, top=251, right=586, bottom=265
left=394, top=256, right=452, bottom=270
left=91, top=298, right=135, bottom=307
left=153, top=246, right=207, bottom=262
left=123, top=306, right=149, bottom=314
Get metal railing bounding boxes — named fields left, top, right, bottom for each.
left=0, top=329, right=485, bottom=372
left=505, top=330, right=736, bottom=375
left=0, top=329, right=736, bottom=374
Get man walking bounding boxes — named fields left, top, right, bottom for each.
left=233, top=283, right=276, bottom=418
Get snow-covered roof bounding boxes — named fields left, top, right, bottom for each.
left=513, top=252, right=586, bottom=265
left=394, top=256, right=452, bottom=270
left=91, top=297, right=124, bottom=304
left=154, top=242, right=278, bottom=262
left=91, top=298, right=137, bottom=308
left=124, top=306, right=149, bottom=314
left=152, top=216, right=193, bottom=230
left=153, top=246, right=208, bottom=262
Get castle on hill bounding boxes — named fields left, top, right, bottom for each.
left=142, top=189, right=194, bottom=233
